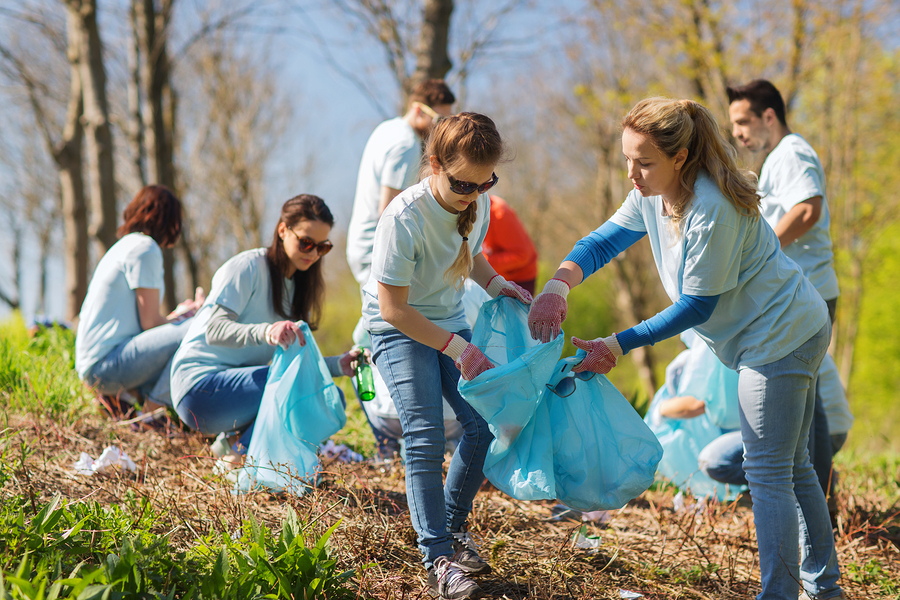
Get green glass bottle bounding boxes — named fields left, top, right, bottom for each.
left=355, top=355, right=376, bottom=401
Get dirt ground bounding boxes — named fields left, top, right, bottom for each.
left=4, top=410, right=899, bottom=599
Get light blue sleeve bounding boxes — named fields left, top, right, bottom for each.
left=371, top=213, right=420, bottom=287
left=380, top=142, right=420, bottom=191
left=771, top=145, right=825, bottom=208
left=681, top=207, right=741, bottom=296
left=564, top=221, right=646, bottom=279
left=123, top=240, right=164, bottom=291
left=207, top=255, right=261, bottom=317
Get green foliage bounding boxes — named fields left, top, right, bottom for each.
left=0, top=315, right=93, bottom=421
left=0, top=493, right=360, bottom=599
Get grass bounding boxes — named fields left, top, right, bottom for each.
left=2, top=314, right=900, bottom=598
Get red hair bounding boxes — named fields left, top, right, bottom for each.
left=117, top=185, right=183, bottom=247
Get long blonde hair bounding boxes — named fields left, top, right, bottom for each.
left=622, top=98, right=760, bottom=229
left=424, top=112, right=506, bottom=289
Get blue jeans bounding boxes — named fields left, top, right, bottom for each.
left=175, top=366, right=269, bottom=436
left=370, top=328, right=492, bottom=569
left=86, top=320, right=191, bottom=407
left=699, top=396, right=836, bottom=495
left=738, top=323, right=842, bottom=600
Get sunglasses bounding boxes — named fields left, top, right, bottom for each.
left=545, top=357, right=595, bottom=398
left=287, top=229, right=333, bottom=256
left=413, top=101, right=445, bottom=123
left=446, top=172, right=499, bottom=196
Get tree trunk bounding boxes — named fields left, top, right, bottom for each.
left=70, top=0, right=118, bottom=258
left=58, top=4, right=89, bottom=324
left=139, top=0, right=180, bottom=310
left=128, top=0, right=146, bottom=189
left=410, top=0, right=454, bottom=88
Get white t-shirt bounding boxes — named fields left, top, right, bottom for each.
left=362, top=178, right=490, bottom=334
left=609, top=172, right=827, bottom=370
left=75, top=233, right=164, bottom=379
left=170, top=249, right=293, bottom=407
left=346, top=117, right=423, bottom=285
left=759, top=133, right=839, bottom=301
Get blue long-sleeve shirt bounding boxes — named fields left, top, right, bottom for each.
left=564, top=221, right=719, bottom=354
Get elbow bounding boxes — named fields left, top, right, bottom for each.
left=379, top=304, right=403, bottom=327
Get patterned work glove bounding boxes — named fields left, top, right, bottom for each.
left=486, top=274, right=533, bottom=305
left=572, top=334, right=622, bottom=375
left=441, top=334, right=495, bottom=381
left=527, top=278, right=570, bottom=343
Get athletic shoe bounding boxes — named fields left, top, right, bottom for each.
left=800, top=591, right=849, bottom=599
left=427, top=556, right=483, bottom=599
left=451, top=530, right=491, bottom=576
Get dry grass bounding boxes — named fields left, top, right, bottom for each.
left=3, top=407, right=899, bottom=599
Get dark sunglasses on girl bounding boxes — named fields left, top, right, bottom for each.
left=446, top=171, right=499, bottom=196
left=288, top=229, right=333, bottom=256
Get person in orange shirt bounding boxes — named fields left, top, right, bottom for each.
left=482, top=196, right=538, bottom=295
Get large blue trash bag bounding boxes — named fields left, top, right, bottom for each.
left=644, top=349, right=745, bottom=501
left=459, top=297, right=663, bottom=511
left=235, top=322, right=346, bottom=494
left=677, top=330, right=740, bottom=430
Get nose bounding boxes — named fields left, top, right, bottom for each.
left=626, top=161, right=638, bottom=180
left=732, top=124, right=741, bottom=139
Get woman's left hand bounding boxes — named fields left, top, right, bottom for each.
left=339, top=347, right=369, bottom=378
left=572, top=334, right=623, bottom=374
left=486, top=274, right=533, bottom=305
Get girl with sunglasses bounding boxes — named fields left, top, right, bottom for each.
left=170, top=195, right=360, bottom=456
left=362, top=112, right=531, bottom=599
left=528, top=98, right=843, bottom=600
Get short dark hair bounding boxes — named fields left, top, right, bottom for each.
left=117, top=185, right=182, bottom=247
left=726, top=79, right=787, bottom=127
left=409, top=78, right=455, bottom=108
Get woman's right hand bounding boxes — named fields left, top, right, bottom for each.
left=527, top=278, right=570, bottom=343
left=265, top=320, right=306, bottom=349
left=441, top=333, right=494, bottom=381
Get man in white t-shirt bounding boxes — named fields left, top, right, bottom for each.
left=727, top=79, right=843, bottom=506
left=346, top=79, right=456, bottom=285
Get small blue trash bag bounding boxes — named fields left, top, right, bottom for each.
left=459, top=297, right=663, bottom=511
left=235, top=322, right=346, bottom=494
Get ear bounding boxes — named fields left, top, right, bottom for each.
left=762, top=107, right=778, bottom=126
left=673, top=148, right=689, bottom=171
left=429, top=155, right=442, bottom=176
left=277, top=221, right=287, bottom=240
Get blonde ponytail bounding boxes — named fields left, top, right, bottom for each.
left=623, top=97, right=760, bottom=230
left=443, top=201, right=479, bottom=289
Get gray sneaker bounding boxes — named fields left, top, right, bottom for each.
left=427, top=556, right=483, bottom=599
left=451, top=530, right=492, bottom=576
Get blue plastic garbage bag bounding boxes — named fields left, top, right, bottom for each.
left=235, top=322, right=346, bottom=494
left=459, top=297, right=663, bottom=511
left=677, top=331, right=740, bottom=430
left=644, top=349, right=745, bottom=501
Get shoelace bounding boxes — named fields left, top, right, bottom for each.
left=452, top=530, right=483, bottom=552
left=434, top=559, right=469, bottom=589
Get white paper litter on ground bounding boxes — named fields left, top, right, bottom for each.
left=572, top=525, right=602, bottom=551
left=619, top=590, right=644, bottom=599
left=73, top=446, right=137, bottom=475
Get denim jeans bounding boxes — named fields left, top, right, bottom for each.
left=370, top=328, right=492, bottom=569
left=738, top=323, right=842, bottom=600
left=175, top=366, right=269, bottom=436
left=86, top=320, right=191, bottom=407
left=699, top=395, right=835, bottom=497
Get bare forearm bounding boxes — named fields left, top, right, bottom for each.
left=658, top=395, right=706, bottom=419
left=773, top=197, right=821, bottom=248
left=470, top=253, right=498, bottom=289
left=549, top=261, right=585, bottom=290
left=382, top=304, right=453, bottom=350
